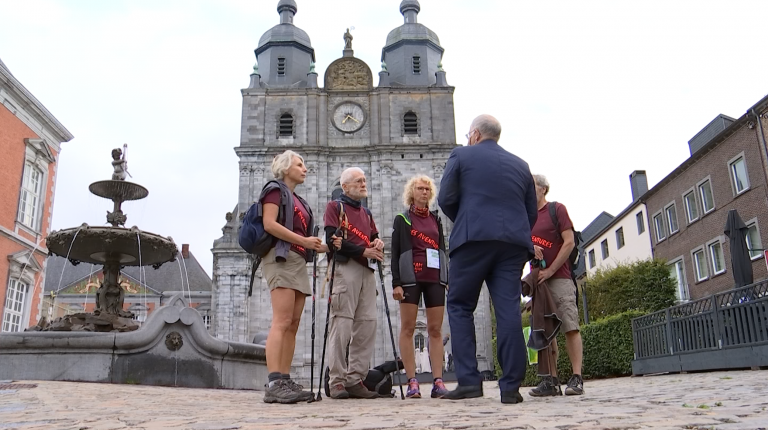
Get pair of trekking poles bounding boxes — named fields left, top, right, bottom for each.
left=309, top=226, right=405, bottom=401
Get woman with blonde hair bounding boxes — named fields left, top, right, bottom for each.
left=260, top=150, right=338, bottom=404
left=390, top=174, right=449, bottom=398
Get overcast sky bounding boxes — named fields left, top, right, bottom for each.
left=2, top=0, right=768, bottom=276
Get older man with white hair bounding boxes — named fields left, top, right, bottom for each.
left=323, top=167, right=385, bottom=399
left=438, top=114, right=538, bottom=405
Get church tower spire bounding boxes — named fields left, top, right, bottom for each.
left=254, top=0, right=315, bottom=88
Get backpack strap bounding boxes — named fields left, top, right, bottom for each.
left=247, top=256, right=262, bottom=297
left=397, top=212, right=412, bottom=226
left=336, top=201, right=348, bottom=240
left=549, top=201, right=561, bottom=241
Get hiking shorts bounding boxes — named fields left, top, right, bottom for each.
left=401, top=282, right=445, bottom=308
left=262, top=247, right=311, bottom=296
left=547, top=278, right=580, bottom=333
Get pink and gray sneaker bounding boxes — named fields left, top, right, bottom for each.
left=431, top=378, right=449, bottom=398
left=406, top=378, right=421, bottom=398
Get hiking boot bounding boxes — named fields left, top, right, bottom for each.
left=565, top=374, right=584, bottom=396
left=285, top=379, right=314, bottom=401
left=431, top=379, right=449, bottom=398
left=528, top=376, right=562, bottom=397
left=406, top=378, right=421, bottom=398
left=345, top=381, right=379, bottom=399
left=329, top=383, right=350, bottom=399
left=264, top=380, right=302, bottom=404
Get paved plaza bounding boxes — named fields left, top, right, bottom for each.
left=1, top=370, right=766, bottom=430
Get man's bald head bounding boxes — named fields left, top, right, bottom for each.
left=470, top=114, right=502, bottom=142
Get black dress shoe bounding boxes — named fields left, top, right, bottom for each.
left=501, top=390, right=523, bottom=404
left=443, top=384, right=483, bottom=400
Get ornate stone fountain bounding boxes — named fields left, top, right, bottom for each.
left=0, top=145, right=267, bottom=390
left=44, top=146, right=178, bottom=332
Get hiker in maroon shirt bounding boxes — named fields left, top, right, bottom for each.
left=323, top=167, right=384, bottom=400
left=260, top=150, right=339, bottom=404
left=391, top=175, right=449, bottom=399
left=529, top=174, right=584, bottom=397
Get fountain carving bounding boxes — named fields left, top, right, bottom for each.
left=43, top=145, right=178, bottom=332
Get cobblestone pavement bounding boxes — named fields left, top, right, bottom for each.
left=0, top=370, right=766, bottom=430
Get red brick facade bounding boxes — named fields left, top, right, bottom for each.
left=0, top=105, right=59, bottom=330
left=645, top=101, right=768, bottom=300
left=1, top=60, right=72, bottom=332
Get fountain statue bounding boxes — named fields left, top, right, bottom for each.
left=43, top=146, right=178, bottom=332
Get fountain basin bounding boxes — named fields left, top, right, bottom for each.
left=89, top=180, right=148, bottom=201
left=47, top=225, right=178, bottom=267
left=0, top=296, right=267, bottom=390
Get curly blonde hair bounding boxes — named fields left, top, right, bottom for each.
left=402, top=175, right=437, bottom=207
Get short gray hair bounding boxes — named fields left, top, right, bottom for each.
left=533, top=174, right=549, bottom=194
left=471, top=114, right=502, bottom=141
left=340, top=167, right=365, bottom=185
left=271, top=150, right=304, bottom=179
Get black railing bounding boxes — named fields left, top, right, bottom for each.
left=632, top=280, right=768, bottom=374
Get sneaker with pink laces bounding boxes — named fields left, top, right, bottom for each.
left=431, top=378, right=449, bottom=398
left=406, top=378, right=421, bottom=398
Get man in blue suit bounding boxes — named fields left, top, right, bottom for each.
left=438, top=114, right=538, bottom=404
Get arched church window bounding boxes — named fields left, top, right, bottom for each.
left=412, top=55, right=421, bottom=75
left=278, top=113, right=294, bottom=137
left=277, top=57, right=286, bottom=76
left=403, top=111, right=419, bottom=135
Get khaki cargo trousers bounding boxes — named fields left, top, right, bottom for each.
left=327, top=259, right=378, bottom=387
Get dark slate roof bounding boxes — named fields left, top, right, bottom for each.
left=573, top=211, right=615, bottom=279
left=581, top=212, right=616, bottom=245
left=44, top=251, right=211, bottom=293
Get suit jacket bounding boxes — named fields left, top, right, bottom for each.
left=438, top=139, right=538, bottom=255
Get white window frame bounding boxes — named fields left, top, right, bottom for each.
left=728, top=152, right=750, bottom=196
left=2, top=279, right=29, bottom=332
left=616, top=227, right=625, bottom=249
left=664, top=201, right=679, bottom=235
left=682, top=188, right=699, bottom=224
left=15, top=140, right=53, bottom=235
left=588, top=249, right=596, bottom=268
left=18, top=161, right=44, bottom=230
left=668, top=257, right=690, bottom=302
left=653, top=211, right=666, bottom=243
left=691, top=246, right=709, bottom=283
left=745, top=217, right=763, bottom=261
left=707, top=238, right=726, bottom=276
left=601, top=239, right=609, bottom=259
left=636, top=211, right=645, bottom=234
left=697, top=177, right=715, bottom=215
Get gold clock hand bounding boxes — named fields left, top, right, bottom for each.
left=349, top=116, right=360, bottom=123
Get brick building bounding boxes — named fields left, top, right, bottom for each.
left=0, top=58, right=73, bottom=332
left=42, top=244, right=212, bottom=331
left=643, top=95, right=768, bottom=300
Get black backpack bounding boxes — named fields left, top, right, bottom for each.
left=238, top=181, right=291, bottom=297
left=548, top=201, right=583, bottom=281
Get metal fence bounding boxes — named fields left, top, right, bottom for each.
left=632, top=280, right=768, bottom=374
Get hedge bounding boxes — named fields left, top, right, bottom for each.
left=585, top=259, right=676, bottom=320
left=493, top=310, right=645, bottom=386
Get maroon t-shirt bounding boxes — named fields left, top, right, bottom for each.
left=410, top=209, right=440, bottom=283
left=324, top=200, right=378, bottom=269
left=262, top=189, right=310, bottom=258
left=531, top=202, right=574, bottom=279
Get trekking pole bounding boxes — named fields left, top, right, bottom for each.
left=377, top=260, right=405, bottom=400
left=316, top=229, right=341, bottom=402
left=308, top=226, right=320, bottom=403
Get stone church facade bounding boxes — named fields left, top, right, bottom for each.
left=211, top=0, right=494, bottom=383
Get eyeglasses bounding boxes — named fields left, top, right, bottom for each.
left=465, top=129, right=476, bottom=140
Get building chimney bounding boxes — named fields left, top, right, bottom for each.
left=630, top=170, right=648, bottom=201
left=182, top=244, right=189, bottom=259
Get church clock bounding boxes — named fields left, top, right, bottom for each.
left=332, top=102, right=366, bottom=133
